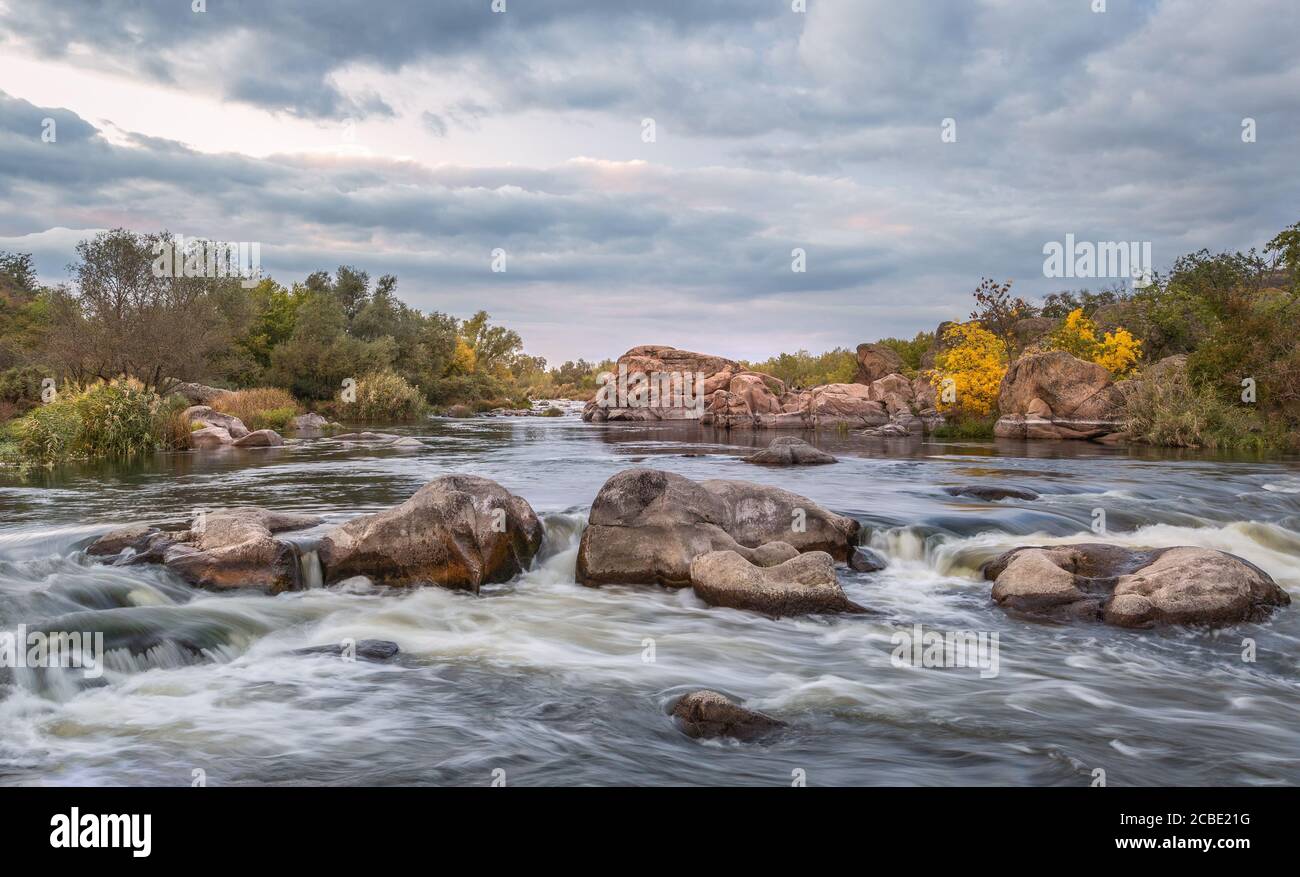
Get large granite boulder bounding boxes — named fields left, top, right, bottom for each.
left=993, top=351, right=1127, bottom=440
left=582, top=345, right=740, bottom=422
left=232, top=429, right=284, bottom=448
left=744, top=436, right=836, bottom=466
left=190, top=426, right=233, bottom=448
left=984, top=543, right=1290, bottom=628
left=318, top=474, right=543, bottom=592
left=689, top=549, right=867, bottom=616
left=576, top=468, right=860, bottom=587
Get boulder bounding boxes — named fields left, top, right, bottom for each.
left=86, top=524, right=160, bottom=557
left=994, top=351, right=1126, bottom=440
left=232, top=429, right=284, bottom=448
left=291, top=412, right=330, bottom=430
left=170, top=382, right=226, bottom=405
left=849, top=545, right=888, bottom=572
left=317, top=474, right=543, bottom=592
left=944, top=485, right=1039, bottom=502
left=984, top=543, right=1290, bottom=628
left=182, top=405, right=250, bottom=439
left=576, top=468, right=860, bottom=587
left=690, top=549, right=867, bottom=617
left=190, top=426, right=233, bottom=448
left=161, top=508, right=323, bottom=592
left=855, top=343, right=903, bottom=384
left=1010, top=316, right=1056, bottom=351
left=583, top=345, right=739, bottom=422
left=808, top=383, right=889, bottom=425
left=744, top=436, right=836, bottom=466
left=332, top=431, right=403, bottom=442
left=670, top=690, right=784, bottom=741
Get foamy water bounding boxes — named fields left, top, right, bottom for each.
left=1, top=417, right=1298, bottom=785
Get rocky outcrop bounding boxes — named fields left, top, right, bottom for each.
left=183, top=405, right=250, bottom=439
left=583, top=345, right=942, bottom=434
left=744, top=436, right=836, bottom=466
left=689, top=550, right=866, bottom=616
left=984, top=543, right=1290, bottom=628
left=317, top=474, right=543, bottom=592
left=993, top=351, right=1127, bottom=440
left=855, top=343, right=903, bottom=383
left=576, top=468, right=860, bottom=587
left=670, top=690, right=784, bottom=741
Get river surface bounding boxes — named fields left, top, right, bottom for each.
left=2, top=410, right=1298, bottom=786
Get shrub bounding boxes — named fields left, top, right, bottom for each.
left=339, top=369, right=427, bottom=422
left=1044, top=308, right=1142, bottom=377
left=13, top=400, right=82, bottom=466
left=211, top=387, right=300, bottom=431
left=929, top=323, right=1007, bottom=417
left=930, top=415, right=996, bottom=440
left=69, top=380, right=161, bottom=459
left=0, top=365, right=49, bottom=408
left=1123, top=367, right=1285, bottom=451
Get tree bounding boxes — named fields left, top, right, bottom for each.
left=1044, top=308, right=1142, bottom=377
left=929, top=322, right=1008, bottom=417
left=970, top=278, right=1037, bottom=351
left=43, top=230, right=232, bottom=391
left=461, top=310, right=522, bottom=375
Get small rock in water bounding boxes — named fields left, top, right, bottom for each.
left=670, top=690, right=784, bottom=741
left=945, top=485, right=1039, bottom=502
left=293, top=639, right=400, bottom=662
left=744, top=436, right=837, bottom=466
left=848, top=546, right=888, bottom=572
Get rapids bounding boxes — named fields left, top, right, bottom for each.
left=1, top=412, right=1297, bottom=785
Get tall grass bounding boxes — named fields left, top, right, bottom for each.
left=1124, top=369, right=1289, bottom=452
left=211, top=387, right=299, bottom=431
left=8, top=379, right=166, bottom=466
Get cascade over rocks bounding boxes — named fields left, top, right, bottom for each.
left=576, top=468, right=860, bottom=587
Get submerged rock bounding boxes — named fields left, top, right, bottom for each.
left=293, top=639, right=400, bottom=662
left=575, top=468, right=860, bottom=587
left=670, top=690, right=785, bottom=741
left=945, top=485, right=1040, bottom=502
left=744, top=436, right=836, bottom=466
left=232, top=428, right=284, bottom=448
left=848, top=545, right=888, bottom=572
left=690, top=550, right=867, bottom=617
left=984, top=543, right=1290, bottom=628
left=317, top=474, right=543, bottom=592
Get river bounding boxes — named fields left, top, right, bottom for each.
left=2, top=410, right=1298, bottom=786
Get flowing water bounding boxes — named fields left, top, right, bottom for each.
left=2, top=411, right=1298, bottom=786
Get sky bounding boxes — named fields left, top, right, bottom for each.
left=1, top=0, right=1297, bottom=365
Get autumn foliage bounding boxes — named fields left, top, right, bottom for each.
left=929, top=322, right=1008, bottom=416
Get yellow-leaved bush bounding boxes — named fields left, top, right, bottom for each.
left=929, top=323, right=1007, bottom=417
left=1046, top=308, right=1142, bottom=377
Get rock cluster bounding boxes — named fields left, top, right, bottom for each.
left=984, top=543, right=1290, bottom=627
